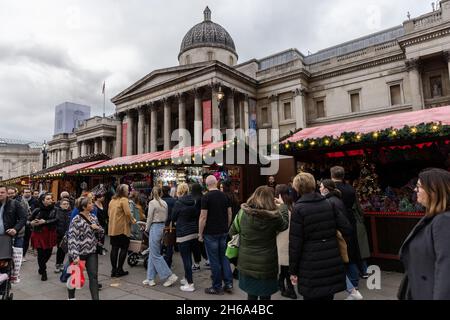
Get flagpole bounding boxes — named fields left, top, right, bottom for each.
left=103, top=81, right=106, bottom=118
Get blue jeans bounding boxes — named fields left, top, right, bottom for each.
left=346, top=263, right=360, bottom=288
left=13, top=237, right=24, bottom=248
left=204, top=233, right=233, bottom=290
left=346, top=276, right=355, bottom=293
left=147, top=223, right=172, bottom=281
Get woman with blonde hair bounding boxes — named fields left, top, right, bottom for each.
left=171, top=183, right=200, bottom=292
left=108, top=184, right=135, bottom=277
left=231, top=186, right=289, bottom=300
left=143, top=187, right=178, bottom=287
left=399, top=168, right=450, bottom=300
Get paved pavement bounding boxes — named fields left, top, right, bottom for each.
left=12, top=238, right=402, bottom=300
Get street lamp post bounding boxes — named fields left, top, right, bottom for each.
left=42, top=140, right=48, bottom=170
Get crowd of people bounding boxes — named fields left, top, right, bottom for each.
left=1, top=165, right=449, bottom=300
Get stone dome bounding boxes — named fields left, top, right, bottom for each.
left=179, top=7, right=238, bottom=59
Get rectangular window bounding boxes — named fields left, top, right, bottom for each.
left=350, top=92, right=360, bottom=112
left=390, top=84, right=402, bottom=106
left=261, top=107, right=268, bottom=124
left=207, top=52, right=214, bottom=61
left=316, top=100, right=325, bottom=118
left=283, top=102, right=292, bottom=120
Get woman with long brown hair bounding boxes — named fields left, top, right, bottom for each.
left=399, top=168, right=450, bottom=300
left=230, top=185, right=289, bottom=300
left=275, top=184, right=296, bottom=299
left=108, top=184, right=135, bottom=277
left=143, top=187, right=178, bottom=287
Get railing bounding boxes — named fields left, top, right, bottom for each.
left=413, top=10, right=442, bottom=30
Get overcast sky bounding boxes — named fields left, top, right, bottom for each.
left=0, top=0, right=432, bottom=143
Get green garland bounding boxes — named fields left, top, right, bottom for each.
left=278, top=122, right=450, bottom=152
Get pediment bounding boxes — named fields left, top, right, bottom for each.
left=112, top=63, right=210, bottom=102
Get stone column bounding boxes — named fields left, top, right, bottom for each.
left=178, top=93, right=187, bottom=147
left=94, top=139, right=99, bottom=154
left=243, top=94, right=249, bottom=132
left=61, top=149, right=67, bottom=163
left=444, top=51, right=450, bottom=87
left=293, top=88, right=307, bottom=129
left=211, top=85, right=221, bottom=134
left=194, top=89, right=203, bottom=146
left=77, top=143, right=81, bottom=159
left=405, top=59, right=423, bottom=111
left=145, top=106, right=150, bottom=153
left=101, top=137, right=107, bottom=154
left=150, top=103, right=158, bottom=152
left=126, top=111, right=133, bottom=156
left=270, top=94, right=279, bottom=130
left=115, top=114, right=123, bottom=157
left=137, top=106, right=145, bottom=154
left=227, top=89, right=236, bottom=139
left=163, top=99, right=171, bottom=150
left=81, top=141, right=87, bottom=156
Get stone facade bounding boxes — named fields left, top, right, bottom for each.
left=47, top=116, right=119, bottom=167
left=0, top=139, right=41, bottom=181
left=44, top=4, right=450, bottom=163
left=111, top=4, right=450, bottom=156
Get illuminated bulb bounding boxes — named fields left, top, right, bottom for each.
left=339, top=138, right=345, bottom=143
left=373, top=132, right=379, bottom=138
left=356, top=135, right=362, bottom=140
left=324, top=139, right=330, bottom=145
left=432, top=125, right=439, bottom=131
left=310, top=141, right=316, bottom=146
left=297, top=143, right=303, bottom=148
left=391, top=130, right=397, bottom=136
left=285, top=144, right=290, bottom=149
left=411, top=127, right=417, bottom=134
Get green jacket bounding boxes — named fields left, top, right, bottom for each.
left=229, top=203, right=289, bottom=279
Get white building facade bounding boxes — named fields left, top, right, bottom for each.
left=0, top=139, right=41, bottom=181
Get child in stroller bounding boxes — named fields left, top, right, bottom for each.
left=127, top=221, right=149, bottom=269
left=0, top=235, right=14, bottom=300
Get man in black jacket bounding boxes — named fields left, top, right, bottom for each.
left=330, top=166, right=362, bottom=290
left=1, top=186, right=27, bottom=283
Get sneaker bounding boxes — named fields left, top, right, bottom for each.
left=143, top=279, right=156, bottom=286
left=116, top=270, right=129, bottom=277
left=192, top=264, right=200, bottom=272
left=345, top=290, right=363, bottom=300
left=22, top=258, right=27, bottom=263
left=180, top=278, right=188, bottom=286
left=180, top=283, right=195, bottom=292
left=54, top=264, right=62, bottom=273
left=204, top=287, right=224, bottom=295
left=224, top=285, right=233, bottom=293
left=163, top=274, right=178, bottom=287
left=361, top=274, right=369, bottom=279
left=204, top=260, right=211, bottom=269
left=67, top=298, right=77, bottom=300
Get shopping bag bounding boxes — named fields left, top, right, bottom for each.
left=225, top=210, right=243, bottom=260
left=66, top=260, right=86, bottom=290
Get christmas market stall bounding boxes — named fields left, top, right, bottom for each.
left=77, top=139, right=266, bottom=203
left=0, top=175, right=31, bottom=191
left=280, top=106, right=450, bottom=270
left=31, top=154, right=110, bottom=198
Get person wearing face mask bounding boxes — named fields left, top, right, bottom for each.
left=320, top=179, right=363, bottom=301
left=30, top=193, right=58, bottom=281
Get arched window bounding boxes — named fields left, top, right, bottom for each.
left=229, top=56, right=234, bottom=65
left=185, top=55, right=191, bottom=64
left=207, top=51, right=214, bottom=61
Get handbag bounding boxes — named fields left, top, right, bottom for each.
left=336, top=230, right=349, bottom=263
left=327, top=200, right=350, bottom=263
left=59, top=234, right=69, bottom=254
left=226, top=210, right=243, bottom=260
left=163, top=223, right=176, bottom=246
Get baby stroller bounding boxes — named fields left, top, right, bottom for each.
left=127, top=222, right=149, bottom=269
left=0, top=235, right=14, bottom=300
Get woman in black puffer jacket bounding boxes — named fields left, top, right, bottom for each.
left=171, top=183, right=200, bottom=292
left=289, top=173, right=352, bottom=300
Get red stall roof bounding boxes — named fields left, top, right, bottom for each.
left=282, top=106, right=450, bottom=143
left=47, top=160, right=106, bottom=175
left=88, top=141, right=230, bottom=170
